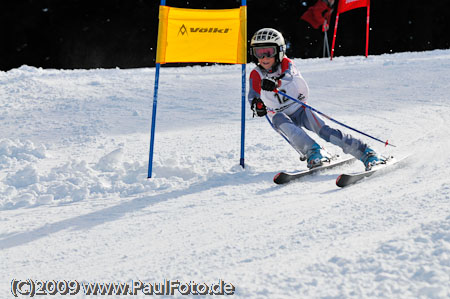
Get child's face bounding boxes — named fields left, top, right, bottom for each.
left=258, top=56, right=276, bottom=70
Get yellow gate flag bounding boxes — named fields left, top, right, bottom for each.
left=156, top=6, right=247, bottom=64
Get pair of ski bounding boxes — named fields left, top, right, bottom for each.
left=273, top=155, right=403, bottom=187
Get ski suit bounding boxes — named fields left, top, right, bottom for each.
left=248, top=56, right=369, bottom=160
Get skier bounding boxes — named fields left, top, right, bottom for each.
left=248, top=28, right=383, bottom=170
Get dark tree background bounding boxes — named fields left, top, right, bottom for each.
left=1, top=0, right=449, bottom=71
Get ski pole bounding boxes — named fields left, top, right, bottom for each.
left=265, top=114, right=306, bottom=160
left=275, top=89, right=396, bottom=147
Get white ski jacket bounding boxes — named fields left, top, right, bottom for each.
left=248, top=57, right=309, bottom=117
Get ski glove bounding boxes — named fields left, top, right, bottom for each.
left=261, top=78, right=277, bottom=91
left=251, top=98, right=267, bottom=117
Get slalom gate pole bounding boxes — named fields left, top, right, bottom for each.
left=275, top=90, right=396, bottom=147
left=240, top=63, right=246, bottom=168
left=330, top=13, right=339, bottom=60
left=147, top=64, right=160, bottom=178
left=239, top=0, right=247, bottom=169
left=147, top=0, right=167, bottom=179
left=322, top=20, right=330, bottom=58
left=365, top=0, right=371, bottom=57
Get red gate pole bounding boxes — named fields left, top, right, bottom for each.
left=365, top=0, right=371, bottom=57
left=330, top=13, right=340, bottom=60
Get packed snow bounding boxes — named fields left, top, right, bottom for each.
left=1, top=50, right=450, bottom=298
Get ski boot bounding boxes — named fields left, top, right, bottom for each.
left=361, top=147, right=383, bottom=171
left=306, top=143, right=331, bottom=169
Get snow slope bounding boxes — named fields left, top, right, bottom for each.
left=1, top=50, right=450, bottom=298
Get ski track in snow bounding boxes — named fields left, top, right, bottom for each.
left=1, top=50, right=450, bottom=298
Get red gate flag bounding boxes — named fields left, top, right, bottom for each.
left=331, top=0, right=370, bottom=60
left=337, top=0, right=369, bottom=14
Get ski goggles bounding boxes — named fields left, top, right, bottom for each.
left=252, top=46, right=277, bottom=59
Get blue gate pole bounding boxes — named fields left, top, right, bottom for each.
left=240, top=64, right=246, bottom=168
left=148, top=0, right=166, bottom=178
left=147, top=64, right=160, bottom=178
left=240, top=0, right=247, bottom=168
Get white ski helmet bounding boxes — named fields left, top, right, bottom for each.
left=250, top=28, right=286, bottom=62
